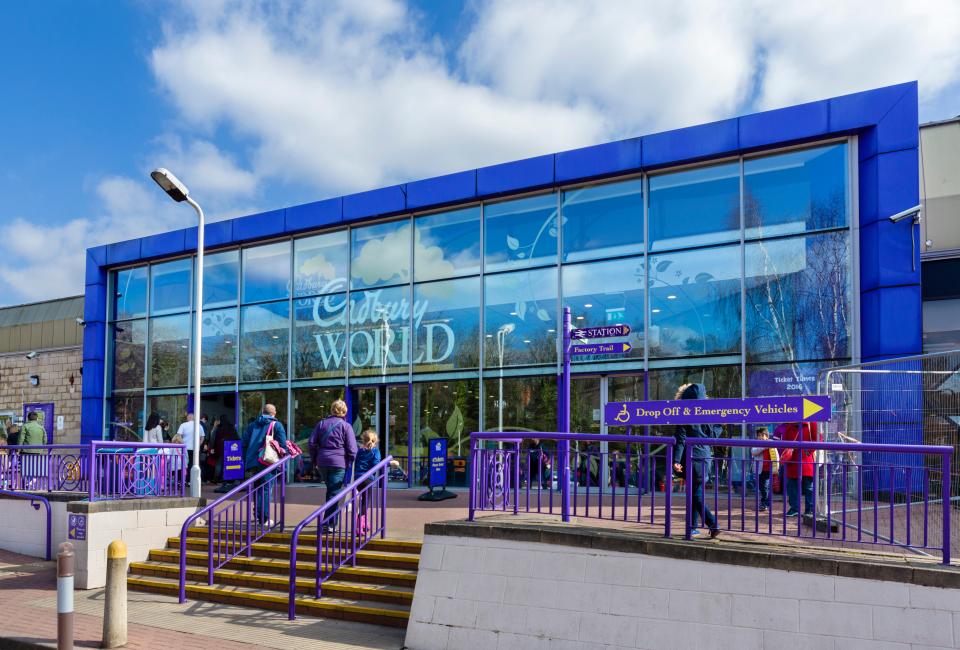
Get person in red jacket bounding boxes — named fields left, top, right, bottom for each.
left=780, top=421, right=818, bottom=517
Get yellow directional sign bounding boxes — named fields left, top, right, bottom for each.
left=802, top=398, right=824, bottom=420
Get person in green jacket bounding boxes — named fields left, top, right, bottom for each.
left=20, top=412, right=47, bottom=452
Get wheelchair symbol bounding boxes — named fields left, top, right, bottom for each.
left=614, top=403, right=631, bottom=424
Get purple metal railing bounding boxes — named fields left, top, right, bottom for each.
left=469, top=432, right=675, bottom=535
left=1, top=443, right=187, bottom=500
left=1, top=445, right=90, bottom=493
left=89, top=441, right=187, bottom=501
left=288, top=456, right=391, bottom=620
left=178, top=456, right=291, bottom=603
left=0, top=489, right=52, bottom=561
left=684, top=439, right=953, bottom=564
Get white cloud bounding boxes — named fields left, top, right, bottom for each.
left=151, top=137, right=258, bottom=198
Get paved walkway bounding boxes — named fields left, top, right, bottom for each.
left=0, top=549, right=404, bottom=649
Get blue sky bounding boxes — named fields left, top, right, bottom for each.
left=1, top=0, right=959, bottom=307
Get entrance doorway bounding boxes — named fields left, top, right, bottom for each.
left=350, top=384, right=410, bottom=485
left=201, top=392, right=238, bottom=432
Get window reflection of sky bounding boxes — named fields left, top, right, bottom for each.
left=415, top=207, right=481, bottom=281
left=242, top=241, right=291, bottom=303
left=203, top=250, right=239, bottom=308
left=150, top=258, right=192, bottom=315
left=351, top=220, right=410, bottom=290
left=295, top=230, right=348, bottom=297
left=484, top=267, right=557, bottom=367
left=562, top=179, right=643, bottom=263
left=484, top=193, right=558, bottom=272
left=649, top=162, right=739, bottom=252
left=114, top=267, right=148, bottom=320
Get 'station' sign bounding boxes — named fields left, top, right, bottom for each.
left=605, top=395, right=831, bottom=426
left=571, top=324, right=631, bottom=339
left=222, top=440, right=244, bottom=481
left=429, top=438, right=447, bottom=488
left=571, top=342, right=631, bottom=355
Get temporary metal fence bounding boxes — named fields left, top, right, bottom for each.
left=818, top=349, right=960, bottom=558
left=288, top=456, right=390, bottom=619
left=0, top=443, right=187, bottom=500
left=685, top=439, right=952, bottom=564
left=177, top=456, right=290, bottom=603
left=469, top=432, right=675, bottom=533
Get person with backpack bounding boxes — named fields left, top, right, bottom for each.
left=241, top=404, right=287, bottom=527
left=309, top=400, right=357, bottom=532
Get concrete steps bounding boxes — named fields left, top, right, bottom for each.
left=127, top=526, right=421, bottom=627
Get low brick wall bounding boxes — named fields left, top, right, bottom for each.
left=405, top=520, right=960, bottom=650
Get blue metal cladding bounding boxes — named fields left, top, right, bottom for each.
left=406, top=170, right=477, bottom=210
left=82, top=82, right=922, bottom=437
left=285, top=197, right=342, bottom=233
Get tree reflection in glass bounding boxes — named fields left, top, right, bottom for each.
left=484, top=267, right=557, bottom=367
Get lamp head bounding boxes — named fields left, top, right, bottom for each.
left=498, top=323, right=516, bottom=335
left=150, top=168, right=190, bottom=202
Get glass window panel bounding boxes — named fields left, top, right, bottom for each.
left=292, top=386, right=346, bottom=450
left=482, top=375, right=557, bottom=433
left=351, top=220, right=410, bottom=290
left=570, top=376, right=601, bottom=434
left=562, top=179, right=643, bottom=262
left=923, top=298, right=960, bottom=353
left=203, top=250, right=239, bottom=308
left=113, top=267, right=148, bottom=320
left=648, top=245, right=742, bottom=358
left=744, top=143, right=849, bottom=238
left=484, top=193, right=558, bottom=272
left=239, top=390, right=288, bottom=432
left=646, top=365, right=742, bottom=437
left=240, top=300, right=290, bottom=382
left=414, top=277, right=480, bottom=373
left=386, top=384, right=409, bottom=479
left=293, top=293, right=348, bottom=379
left=412, top=380, right=479, bottom=486
left=606, top=374, right=646, bottom=434
left=294, top=231, right=349, bottom=297
left=414, top=207, right=481, bottom=282
left=746, top=361, right=828, bottom=398
left=150, top=258, right=192, bottom=315
left=200, top=307, right=238, bottom=385
left=649, top=162, right=740, bottom=251
left=112, top=320, right=146, bottom=390
left=484, top=267, right=557, bottom=367
left=348, top=285, right=409, bottom=377
left=148, top=394, right=189, bottom=435
left=242, top=241, right=291, bottom=303
left=109, top=395, right=144, bottom=442
left=562, top=256, right=644, bottom=363
left=149, top=314, right=191, bottom=387
left=745, top=231, right=851, bottom=362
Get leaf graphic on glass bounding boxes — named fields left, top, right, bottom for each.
left=446, top=405, right=465, bottom=454
left=695, top=272, right=714, bottom=283
left=656, top=260, right=672, bottom=272
left=506, top=235, right=520, bottom=251
left=515, top=301, right=527, bottom=320
left=536, top=308, right=550, bottom=321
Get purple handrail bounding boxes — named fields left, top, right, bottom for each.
left=288, top=456, right=391, bottom=620
left=0, top=489, right=51, bottom=561
left=177, top=456, right=291, bottom=603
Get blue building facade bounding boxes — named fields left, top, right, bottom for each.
left=82, top=82, right=922, bottom=483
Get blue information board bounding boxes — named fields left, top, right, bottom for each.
left=429, top=438, right=447, bottom=488
left=222, top=440, right=245, bottom=481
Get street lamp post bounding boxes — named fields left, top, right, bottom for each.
left=150, top=168, right=205, bottom=499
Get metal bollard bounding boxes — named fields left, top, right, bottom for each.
left=57, top=542, right=74, bottom=650
left=102, top=540, right=128, bottom=648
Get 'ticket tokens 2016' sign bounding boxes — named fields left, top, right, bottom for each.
left=604, top=395, right=831, bottom=426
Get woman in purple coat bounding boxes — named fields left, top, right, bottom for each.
left=309, top=399, right=358, bottom=532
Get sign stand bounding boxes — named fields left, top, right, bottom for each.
left=419, top=437, right=457, bottom=502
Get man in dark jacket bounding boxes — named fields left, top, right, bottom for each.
left=672, top=383, right=721, bottom=539
left=309, top=399, right=357, bottom=531
left=241, top=404, right=287, bottom=526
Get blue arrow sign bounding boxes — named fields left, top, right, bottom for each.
left=571, top=324, right=631, bottom=339
left=571, top=342, right=632, bottom=355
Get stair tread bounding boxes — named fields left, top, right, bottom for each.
left=185, top=527, right=422, bottom=551
left=169, top=537, right=420, bottom=563
left=130, top=561, right=414, bottom=597
left=127, top=574, right=410, bottom=618
left=149, top=548, right=419, bottom=579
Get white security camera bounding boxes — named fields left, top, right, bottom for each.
left=888, top=205, right=922, bottom=223
left=25, top=351, right=38, bottom=359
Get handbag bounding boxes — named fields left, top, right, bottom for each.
left=258, top=422, right=280, bottom=466
left=285, top=440, right=303, bottom=458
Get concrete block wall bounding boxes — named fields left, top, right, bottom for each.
left=406, top=534, right=960, bottom=650
left=69, top=504, right=199, bottom=588
left=0, top=498, right=67, bottom=558
left=0, top=347, right=83, bottom=444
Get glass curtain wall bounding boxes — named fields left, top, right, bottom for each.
left=106, top=141, right=854, bottom=471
